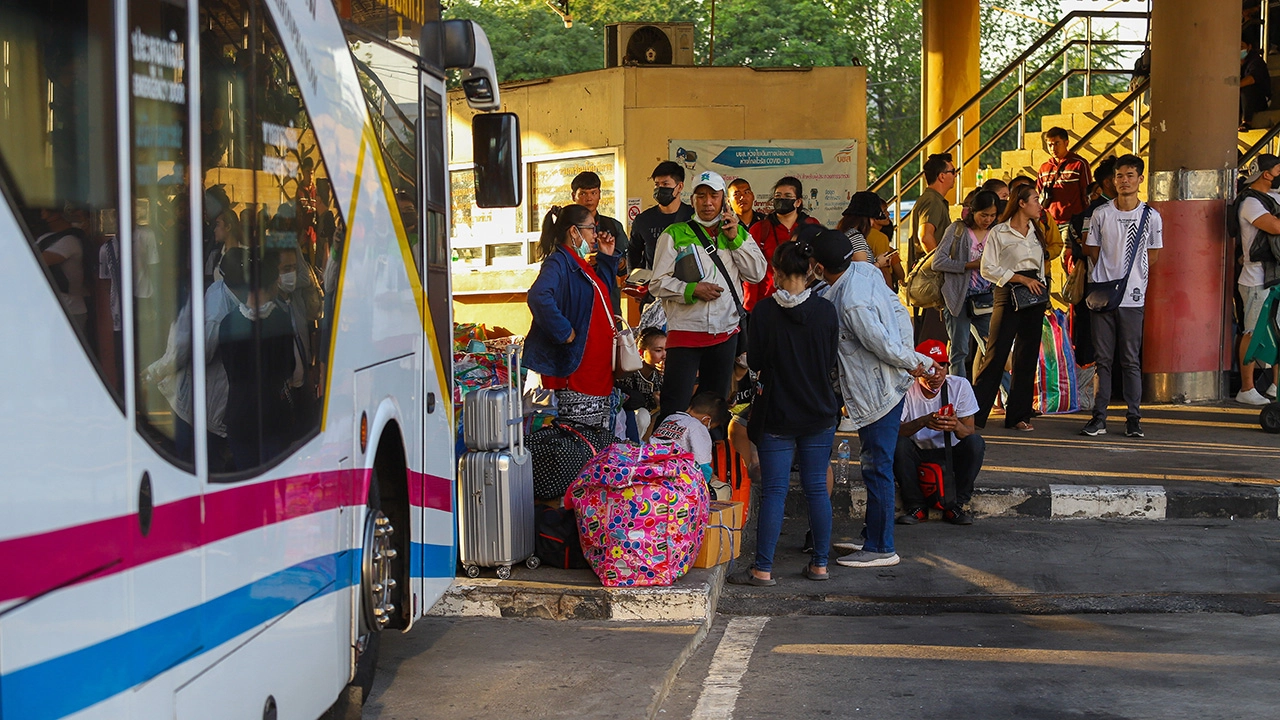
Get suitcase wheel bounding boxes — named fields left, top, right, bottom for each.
left=464, top=565, right=481, bottom=579
left=525, top=556, right=541, bottom=570
left=496, top=565, right=512, bottom=580
left=1261, top=402, right=1280, bottom=434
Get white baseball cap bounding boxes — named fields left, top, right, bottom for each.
left=692, top=170, right=727, bottom=194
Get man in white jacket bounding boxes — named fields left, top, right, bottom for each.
left=811, top=229, right=936, bottom=568
left=651, top=170, right=767, bottom=422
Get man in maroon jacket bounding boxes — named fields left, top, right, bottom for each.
left=1037, top=126, right=1092, bottom=234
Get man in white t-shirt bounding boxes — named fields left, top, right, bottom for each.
left=1233, top=154, right=1280, bottom=405
left=893, top=340, right=985, bottom=526
left=1081, top=154, right=1163, bottom=439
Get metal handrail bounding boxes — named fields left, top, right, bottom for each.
left=1066, top=78, right=1150, bottom=159
left=873, top=9, right=1148, bottom=221
left=1240, top=123, right=1280, bottom=169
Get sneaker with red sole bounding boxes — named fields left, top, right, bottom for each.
left=896, top=507, right=927, bottom=525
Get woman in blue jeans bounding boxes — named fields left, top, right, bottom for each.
left=727, top=241, right=840, bottom=586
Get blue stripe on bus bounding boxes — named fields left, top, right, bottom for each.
left=410, top=541, right=455, bottom=578
left=0, top=551, right=357, bottom=720
left=1, top=540, right=456, bottom=719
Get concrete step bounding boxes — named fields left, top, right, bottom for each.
left=429, top=563, right=727, bottom=623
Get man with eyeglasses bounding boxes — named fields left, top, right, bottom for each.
left=911, top=153, right=956, bottom=262
left=743, top=176, right=823, bottom=312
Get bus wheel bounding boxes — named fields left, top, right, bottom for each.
left=361, top=502, right=398, bottom=631
left=1261, top=402, right=1280, bottom=434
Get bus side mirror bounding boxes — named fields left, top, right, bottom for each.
left=472, top=112, right=522, bottom=209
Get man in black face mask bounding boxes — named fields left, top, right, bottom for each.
left=628, top=161, right=695, bottom=291
left=743, top=175, right=823, bottom=312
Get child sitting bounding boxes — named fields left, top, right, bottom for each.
left=616, top=327, right=666, bottom=440
left=651, top=391, right=729, bottom=490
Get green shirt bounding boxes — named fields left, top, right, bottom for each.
left=911, top=187, right=952, bottom=253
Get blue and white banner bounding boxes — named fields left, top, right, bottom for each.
left=669, top=139, right=858, bottom=228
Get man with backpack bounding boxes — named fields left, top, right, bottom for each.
left=1233, top=154, right=1280, bottom=405
left=894, top=340, right=984, bottom=526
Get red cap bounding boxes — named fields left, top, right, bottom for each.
left=916, top=339, right=949, bottom=364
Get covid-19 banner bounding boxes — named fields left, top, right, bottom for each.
left=668, top=139, right=859, bottom=228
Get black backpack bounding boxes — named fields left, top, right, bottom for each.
left=534, top=506, right=588, bottom=569
left=1231, top=189, right=1280, bottom=264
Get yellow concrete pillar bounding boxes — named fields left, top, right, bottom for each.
left=922, top=0, right=981, bottom=202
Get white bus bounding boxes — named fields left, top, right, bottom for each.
left=0, top=1, right=519, bottom=717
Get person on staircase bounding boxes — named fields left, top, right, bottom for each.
left=1241, top=31, right=1272, bottom=130
left=1037, top=126, right=1093, bottom=242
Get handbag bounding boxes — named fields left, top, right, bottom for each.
left=1060, top=254, right=1088, bottom=306
left=1084, top=206, right=1150, bottom=313
left=588, top=271, right=643, bottom=372
left=1011, top=274, right=1050, bottom=312
left=966, top=290, right=994, bottom=316
left=614, top=315, right=643, bottom=372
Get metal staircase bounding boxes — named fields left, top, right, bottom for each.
left=869, top=10, right=1148, bottom=219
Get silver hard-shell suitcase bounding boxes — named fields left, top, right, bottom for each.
left=463, top=348, right=523, bottom=451
left=457, top=448, right=536, bottom=579
left=457, top=346, right=538, bottom=579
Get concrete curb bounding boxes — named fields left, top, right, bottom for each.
left=788, top=480, right=1280, bottom=520
left=428, top=563, right=727, bottom=623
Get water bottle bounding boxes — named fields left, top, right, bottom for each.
left=836, top=438, right=851, bottom=483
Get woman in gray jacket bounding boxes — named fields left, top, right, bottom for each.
left=933, top=190, right=999, bottom=379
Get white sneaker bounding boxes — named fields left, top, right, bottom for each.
left=835, top=550, right=900, bottom=568
left=838, top=417, right=856, bottom=433
left=832, top=541, right=863, bottom=553
left=1267, top=384, right=1278, bottom=400
left=1237, top=388, right=1271, bottom=406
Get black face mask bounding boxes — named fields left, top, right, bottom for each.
left=1270, top=175, right=1280, bottom=190
left=773, top=198, right=798, bottom=215
left=654, top=186, right=678, bottom=206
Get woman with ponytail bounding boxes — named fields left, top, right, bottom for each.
left=523, top=204, right=623, bottom=428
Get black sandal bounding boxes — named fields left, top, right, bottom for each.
left=802, top=564, right=830, bottom=581
left=726, top=567, right=776, bottom=587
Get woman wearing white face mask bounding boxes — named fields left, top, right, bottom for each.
left=523, top=204, right=622, bottom=429
left=218, top=248, right=297, bottom=470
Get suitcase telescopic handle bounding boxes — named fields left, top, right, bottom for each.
left=508, top=344, right=525, bottom=456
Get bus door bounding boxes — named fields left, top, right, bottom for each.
left=122, top=0, right=204, bottom=681
left=420, top=79, right=456, bottom=599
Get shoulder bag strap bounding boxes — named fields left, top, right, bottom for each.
left=687, top=221, right=746, bottom=318
left=1117, top=205, right=1150, bottom=285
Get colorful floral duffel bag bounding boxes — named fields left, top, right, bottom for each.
left=565, top=442, right=709, bottom=587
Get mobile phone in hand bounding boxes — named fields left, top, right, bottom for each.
left=939, top=403, right=955, bottom=417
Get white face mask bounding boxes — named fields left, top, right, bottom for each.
left=693, top=213, right=721, bottom=228
left=225, top=284, right=275, bottom=320
left=278, top=271, right=297, bottom=293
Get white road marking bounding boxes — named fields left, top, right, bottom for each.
left=690, top=616, right=769, bottom=720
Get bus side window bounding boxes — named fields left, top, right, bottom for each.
left=0, top=3, right=124, bottom=406
left=200, top=0, right=345, bottom=478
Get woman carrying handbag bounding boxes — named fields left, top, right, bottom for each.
left=971, top=184, right=1058, bottom=431
left=523, top=204, right=623, bottom=429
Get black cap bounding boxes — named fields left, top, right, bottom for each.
left=842, top=190, right=887, bottom=219
left=809, top=229, right=854, bottom=270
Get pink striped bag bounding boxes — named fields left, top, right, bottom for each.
left=565, top=442, right=710, bottom=587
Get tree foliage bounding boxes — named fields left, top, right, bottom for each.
left=445, top=0, right=1093, bottom=181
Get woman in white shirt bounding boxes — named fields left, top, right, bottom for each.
left=972, top=184, right=1052, bottom=431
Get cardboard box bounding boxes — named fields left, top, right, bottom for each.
left=693, top=501, right=744, bottom=568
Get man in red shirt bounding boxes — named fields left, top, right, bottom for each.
left=743, top=176, right=823, bottom=311
left=1037, top=126, right=1092, bottom=233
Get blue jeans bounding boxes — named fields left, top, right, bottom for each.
left=858, top=397, right=905, bottom=554
left=942, top=303, right=991, bottom=380
left=753, top=425, right=837, bottom=572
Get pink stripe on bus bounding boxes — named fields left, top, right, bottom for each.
left=0, top=466, right=457, bottom=604
left=407, top=471, right=452, bottom=513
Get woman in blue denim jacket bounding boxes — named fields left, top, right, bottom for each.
left=523, top=204, right=623, bottom=427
